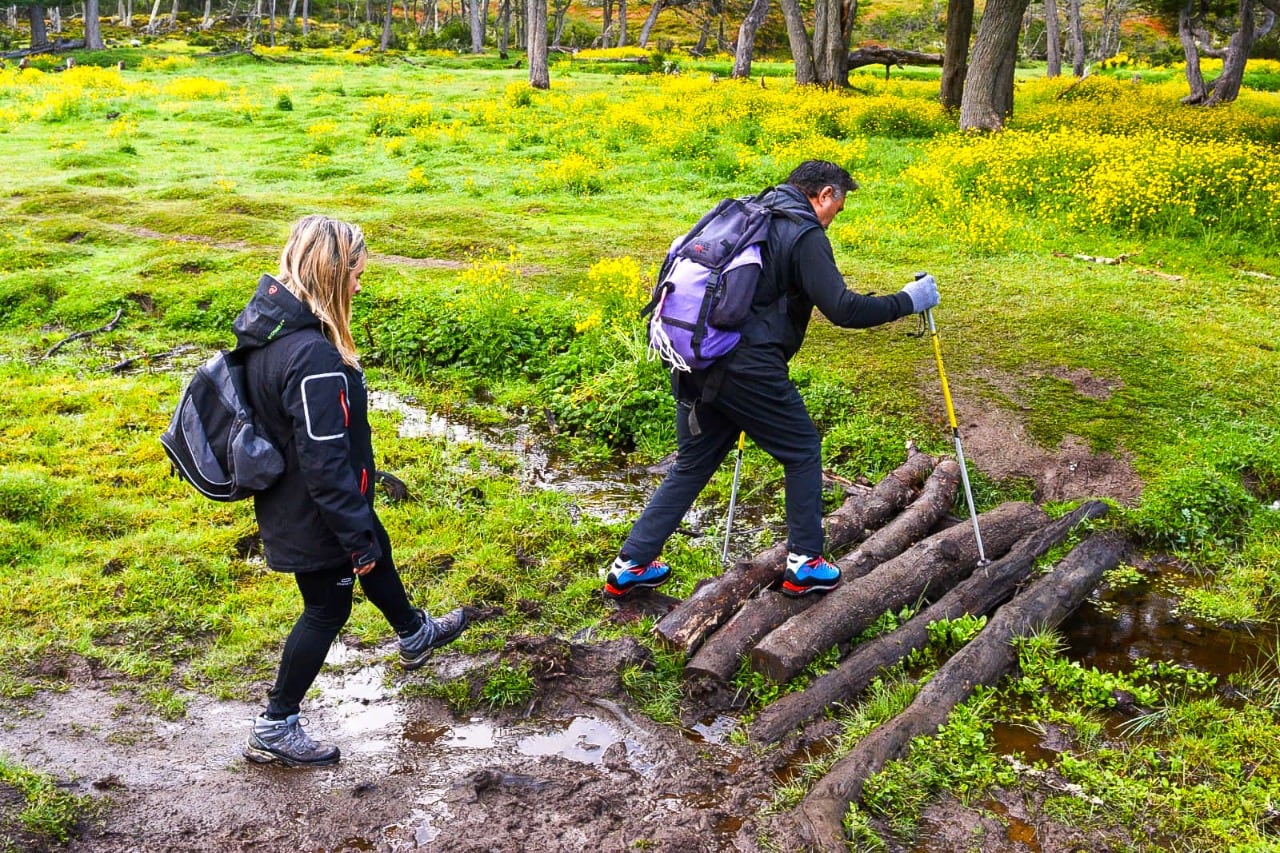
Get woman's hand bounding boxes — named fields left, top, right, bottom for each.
left=354, top=562, right=376, bottom=576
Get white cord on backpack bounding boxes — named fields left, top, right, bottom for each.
left=648, top=286, right=691, bottom=373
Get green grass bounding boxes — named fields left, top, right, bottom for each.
left=1, top=42, right=1279, bottom=848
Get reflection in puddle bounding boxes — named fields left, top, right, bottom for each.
left=445, top=721, right=499, bottom=750
left=1061, top=565, right=1275, bottom=684
left=368, top=391, right=477, bottom=442
left=517, top=716, right=624, bottom=765
left=689, top=714, right=737, bottom=745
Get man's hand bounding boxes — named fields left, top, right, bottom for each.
left=901, top=272, right=939, bottom=313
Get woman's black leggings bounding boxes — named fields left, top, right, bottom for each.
left=265, top=529, right=419, bottom=718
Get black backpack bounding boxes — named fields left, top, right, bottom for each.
left=160, top=348, right=284, bottom=501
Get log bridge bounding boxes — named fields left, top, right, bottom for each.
left=651, top=448, right=1124, bottom=849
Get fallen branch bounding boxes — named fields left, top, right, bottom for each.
left=43, top=308, right=125, bottom=359
left=846, top=47, right=943, bottom=70
left=750, top=501, right=1049, bottom=684
left=107, top=343, right=195, bottom=373
left=794, top=530, right=1127, bottom=850
left=653, top=448, right=936, bottom=656
left=684, top=460, right=960, bottom=685
left=1053, top=251, right=1137, bottom=265
left=750, top=499, right=1109, bottom=744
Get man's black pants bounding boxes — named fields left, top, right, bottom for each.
left=621, top=365, right=825, bottom=565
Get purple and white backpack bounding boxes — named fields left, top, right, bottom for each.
left=642, top=194, right=777, bottom=372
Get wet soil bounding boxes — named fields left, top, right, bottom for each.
left=0, top=637, right=782, bottom=853
left=0, top=386, right=1252, bottom=851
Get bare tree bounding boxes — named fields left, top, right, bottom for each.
left=28, top=1, right=49, bottom=42
left=528, top=0, right=548, bottom=87
left=940, top=0, right=974, bottom=107
left=1066, top=0, right=1084, bottom=73
left=380, top=0, right=392, bottom=47
left=732, top=0, right=770, bottom=77
left=638, top=0, right=663, bottom=45
left=469, top=0, right=482, bottom=51
left=549, top=0, right=567, bottom=47
left=1204, top=0, right=1276, bottom=103
left=778, top=0, right=817, bottom=82
left=959, top=0, right=1029, bottom=129
left=1044, top=0, right=1061, bottom=74
left=85, top=0, right=104, bottom=45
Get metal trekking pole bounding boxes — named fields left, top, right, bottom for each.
left=924, top=308, right=989, bottom=566
left=721, top=432, right=746, bottom=563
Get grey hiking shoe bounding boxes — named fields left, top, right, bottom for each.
left=244, top=714, right=340, bottom=767
left=399, top=607, right=467, bottom=671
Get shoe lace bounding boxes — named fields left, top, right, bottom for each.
left=280, top=716, right=320, bottom=753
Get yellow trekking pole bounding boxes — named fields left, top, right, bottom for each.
left=721, top=431, right=746, bottom=564
left=925, top=307, right=988, bottom=565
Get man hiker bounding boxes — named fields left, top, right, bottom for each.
left=605, top=160, right=940, bottom=599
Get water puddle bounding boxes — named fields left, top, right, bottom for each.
left=1061, top=563, right=1275, bottom=684
left=516, top=715, right=626, bottom=765
left=368, top=388, right=779, bottom=548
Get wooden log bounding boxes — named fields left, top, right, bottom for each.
left=750, top=499, right=1109, bottom=744
left=794, top=531, right=1127, bottom=850
left=685, top=460, right=961, bottom=684
left=750, top=501, right=1049, bottom=684
left=653, top=449, right=936, bottom=656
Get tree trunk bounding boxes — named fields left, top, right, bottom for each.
left=381, top=0, right=393, bottom=48
left=498, top=0, right=509, bottom=56
left=268, top=0, right=276, bottom=44
left=49, top=5, right=60, bottom=33
left=1044, top=0, right=1061, bottom=75
left=751, top=501, right=1048, bottom=684
left=469, top=0, right=482, bottom=51
left=29, top=4, right=49, bottom=45
left=202, top=0, right=213, bottom=28
left=777, top=0, right=817, bottom=83
left=750, top=500, right=1108, bottom=745
left=169, top=0, right=179, bottom=26
left=638, top=0, right=663, bottom=46
left=550, top=0, right=567, bottom=47
left=812, top=0, right=843, bottom=84
left=1066, top=0, right=1084, bottom=75
left=686, top=461, right=960, bottom=686
left=654, top=451, right=937, bottom=656
left=793, top=531, right=1126, bottom=850
left=732, top=0, right=769, bottom=77
left=1205, top=0, right=1263, bottom=105
left=301, top=0, right=308, bottom=32
left=617, top=0, right=625, bottom=45
left=601, top=0, right=611, bottom=46
left=527, top=0, right=548, bottom=87
left=85, top=0, right=104, bottom=46
left=958, top=0, right=1029, bottom=130
left=1178, top=0, right=1208, bottom=102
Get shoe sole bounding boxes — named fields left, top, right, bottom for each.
left=603, top=575, right=671, bottom=599
left=780, top=579, right=840, bottom=597
left=400, top=619, right=468, bottom=671
left=243, top=744, right=340, bottom=767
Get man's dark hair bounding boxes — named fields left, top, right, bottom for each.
left=786, top=160, right=859, bottom=198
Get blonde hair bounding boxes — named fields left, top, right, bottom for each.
left=277, top=215, right=366, bottom=368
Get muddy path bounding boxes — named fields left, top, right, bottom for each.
left=0, top=636, right=779, bottom=853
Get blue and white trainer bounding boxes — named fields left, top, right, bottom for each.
left=781, top=552, right=841, bottom=596
left=604, top=555, right=672, bottom=599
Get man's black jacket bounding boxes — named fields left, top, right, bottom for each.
left=233, top=274, right=381, bottom=574
left=734, top=183, right=915, bottom=375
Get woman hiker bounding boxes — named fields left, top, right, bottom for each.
left=235, top=215, right=467, bottom=766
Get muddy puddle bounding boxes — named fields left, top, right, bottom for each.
left=368, top=389, right=778, bottom=557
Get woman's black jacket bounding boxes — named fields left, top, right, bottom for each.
left=233, top=274, right=380, bottom=574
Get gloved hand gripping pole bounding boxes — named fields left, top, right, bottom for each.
left=925, top=308, right=988, bottom=565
